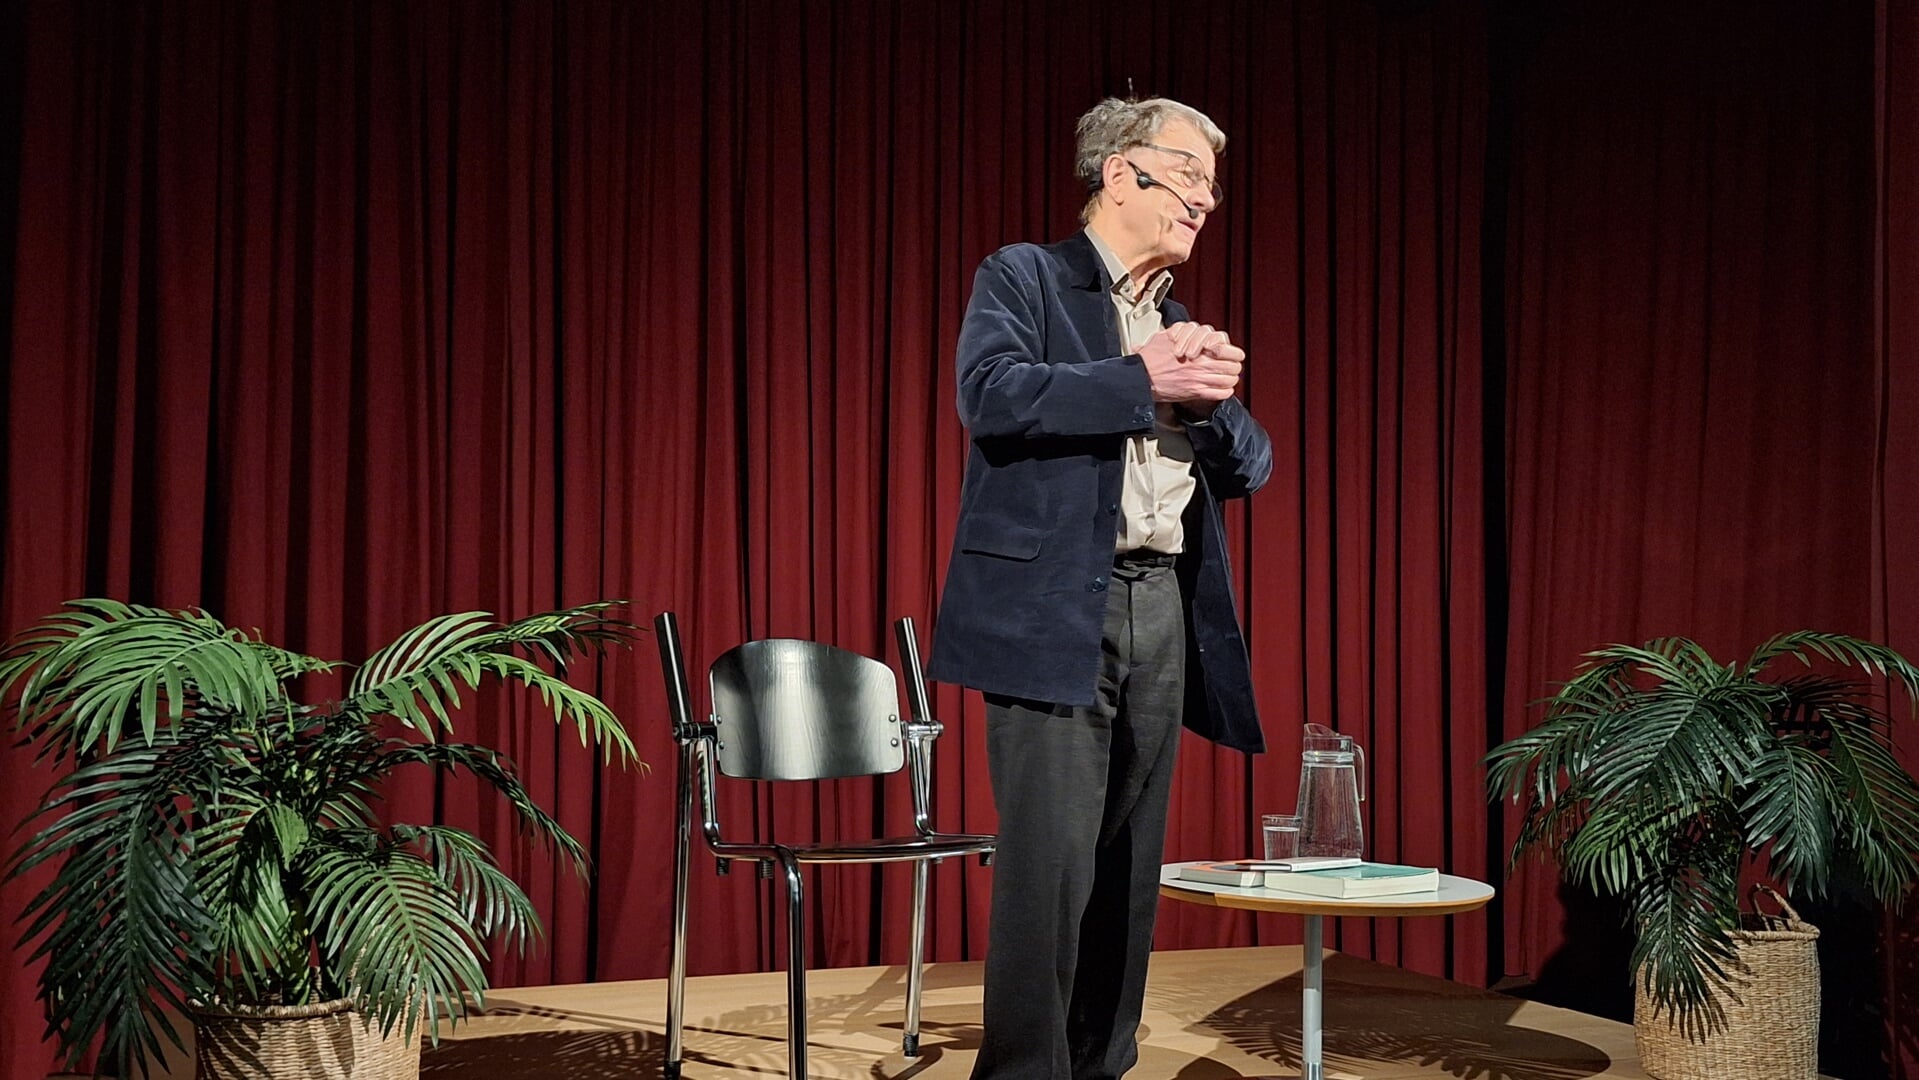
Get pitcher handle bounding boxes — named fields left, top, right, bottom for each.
left=1356, top=740, right=1366, bottom=803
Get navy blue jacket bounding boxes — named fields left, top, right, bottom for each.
left=927, top=232, right=1273, bottom=754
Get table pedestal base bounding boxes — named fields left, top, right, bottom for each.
left=1303, top=914, right=1324, bottom=1080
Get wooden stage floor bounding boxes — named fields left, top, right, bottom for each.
left=411, top=946, right=1656, bottom=1079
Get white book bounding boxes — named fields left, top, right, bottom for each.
left=1176, top=861, right=1267, bottom=886
left=1261, top=862, right=1441, bottom=898
left=1260, top=856, right=1364, bottom=873
left=1176, top=857, right=1364, bottom=887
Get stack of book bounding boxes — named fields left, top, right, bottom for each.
left=1176, top=857, right=1439, bottom=898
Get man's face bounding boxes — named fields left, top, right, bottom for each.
left=1118, top=119, right=1220, bottom=268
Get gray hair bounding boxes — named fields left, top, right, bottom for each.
left=1075, top=97, right=1226, bottom=219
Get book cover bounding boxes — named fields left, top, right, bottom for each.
left=1175, top=861, right=1267, bottom=887
left=1260, top=862, right=1440, bottom=898
left=1262, top=856, right=1363, bottom=872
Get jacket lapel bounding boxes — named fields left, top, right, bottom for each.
left=1054, top=231, right=1123, bottom=359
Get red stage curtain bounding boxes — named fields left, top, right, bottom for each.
left=1498, top=1, right=1902, bottom=1073
left=1877, top=1, right=1919, bottom=1074
left=0, top=3, right=1489, bottom=1076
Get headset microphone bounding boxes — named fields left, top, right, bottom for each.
left=1133, top=169, right=1200, bottom=220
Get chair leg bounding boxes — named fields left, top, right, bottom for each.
left=666, top=740, right=696, bottom=1080
left=779, top=850, right=808, bottom=1079
left=904, top=859, right=929, bottom=1056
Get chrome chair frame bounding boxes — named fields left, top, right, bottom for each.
left=656, top=612, right=995, bottom=1079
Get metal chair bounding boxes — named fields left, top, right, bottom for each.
left=655, top=611, right=995, bottom=1079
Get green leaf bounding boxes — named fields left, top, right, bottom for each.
left=378, top=742, right=592, bottom=873
left=6, top=734, right=213, bottom=1076
left=304, top=841, right=487, bottom=1043
left=340, top=604, right=639, bottom=764
left=395, top=824, right=543, bottom=949
left=264, top=803, right=312, bottom=864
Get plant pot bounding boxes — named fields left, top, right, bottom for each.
left=193, top=999, right=420, bottom=1080
left=1632, top=889, right=1821, bottom=1080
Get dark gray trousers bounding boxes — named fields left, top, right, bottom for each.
left=969, top=560, right=1185, bottom=1080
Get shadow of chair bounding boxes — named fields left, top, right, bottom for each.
left=654, top=612, right=995, bottom=1079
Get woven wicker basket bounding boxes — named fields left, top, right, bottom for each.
left=193, top=998, right=420, bottom=1080
left=1633, top=885, right=1820, bottom=1080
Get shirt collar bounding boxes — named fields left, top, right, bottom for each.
left=1083, top=227, right=1173, bottom=308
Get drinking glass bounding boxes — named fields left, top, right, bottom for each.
left=1261, top=813, right=1301, bottom=860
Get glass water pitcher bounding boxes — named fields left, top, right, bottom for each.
left=1296, top=722, right=1366, bottom=859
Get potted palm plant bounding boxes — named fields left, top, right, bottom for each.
left=1486, top=631, right=1919, bottom=1079
left=1, top=599, right=639, bottom=1079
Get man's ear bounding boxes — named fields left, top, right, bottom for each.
left=1101, top=154, right=1133, bottom=205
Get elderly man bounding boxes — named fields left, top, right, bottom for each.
left=928, top=97, right=1273, bottom=1080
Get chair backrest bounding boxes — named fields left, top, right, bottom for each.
left=708, top=639, right=906, bottom=781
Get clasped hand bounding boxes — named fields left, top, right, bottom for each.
left=1141, top=322, right=1244, bottom=408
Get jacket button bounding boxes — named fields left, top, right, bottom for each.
left=1089, top=577, right=1106, bottom=592
left=1106, top=503, right=1118, bottom=515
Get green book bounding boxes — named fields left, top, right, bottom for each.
left=1261, top=861, right=1439, bottom=898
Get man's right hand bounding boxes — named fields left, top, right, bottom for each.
left=1139, top=324, right=1241, bottom=404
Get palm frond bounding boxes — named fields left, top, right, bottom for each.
left=343, top=612, right=493, bottom=734
left=240, top=638, right=340, bottom=683
left=8, top=739, right=213, bottom=1076
left=190, top=806, right=306, bottom=1004
left=1505, top=789, right=1588, bottom=876
left=1584, top=641, right=1717, bottom=691
left=1627, top=827, right=1746, bottom=1041
left=1576, top=689, right=1758, bottom=813
left=1737, top=739, right=1835, bottom=894
left=377, top=742, right=591, bottom=873
left=394, top=824, right=542, bottom=948
left=1558, top=795, right=1698, bottom=896
left=303, top=839, right=487, bottom=1042
left=340, top=605, right=639, bottom=763
left=1747, top=631, right=1919, bottom=705
left=477, top=602, right=637, bottom=665
left=2, top=600, right=312, bottom=756
left=466, top=651, right=637, bottom=763
left=1825, top=716, right=1919, bottom=898
left=1486, top=712, right=1591, bottom=807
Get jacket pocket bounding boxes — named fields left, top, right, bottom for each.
left=957, top=517, right=1045, bottom=561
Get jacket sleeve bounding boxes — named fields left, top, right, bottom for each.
left=955, top=250, right=1158, bottom=439
left=1184, top=396, right=1272, bottom=500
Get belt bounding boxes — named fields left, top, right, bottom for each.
left=1114, top=549, right=1179, bottom=570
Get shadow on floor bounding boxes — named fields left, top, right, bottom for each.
left=1156, top=954, right=1613, bottom=1080
left=426, top=970, right=985, bottom=1080
left=422, top=1027, right=665, bottom=1079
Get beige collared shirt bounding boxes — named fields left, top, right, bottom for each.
left=1084, top=227, right=1196, bottom=555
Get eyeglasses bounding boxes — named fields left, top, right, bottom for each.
left=1136, top=143, right=1223, bottom=205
